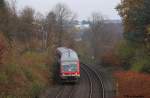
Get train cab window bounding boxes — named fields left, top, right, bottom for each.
left=71, top=64, right=77, bottom=71
left=63, top=64, right=77, bottom=72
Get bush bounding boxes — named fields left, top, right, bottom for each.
left=142, top=65, right=150, bottom=73
left=117, top=40, right=136, bottom=70
left=131, top=57, right=149, bottom=72
left=116, top=40, right=150, bottom=73
left=101, top=49, right=121, bottom=67
left=117, top=41, right=135, bottom=59
left=125, top=45, right=149, bottom=73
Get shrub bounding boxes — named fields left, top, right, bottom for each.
left=118, top=41, right=135, bottom=60
left=116, top=40, right=136, bottom=70
left=116, top=39, right=150, bottom=73
left=131, top=57, right=149, bottom=72
left=129, top=47, right=150, bottom=73
left=101, top=49, right=121, bottom=67
left=142, top=65, right=150, bottom=73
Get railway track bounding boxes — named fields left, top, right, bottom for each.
left=81, top=63, right=105, bottom=98
left=52, top=63, right=105, bottom=98
left=55, top=83, right=76, bottom=98
left=80, top=67, right=93, bottom=98
left=54, top=69, right=90, bottom=98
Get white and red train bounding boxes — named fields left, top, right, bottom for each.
left=56, top=47, right=80, bottom=83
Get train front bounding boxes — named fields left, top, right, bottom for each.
left=60, top=53, right=80, bottom=83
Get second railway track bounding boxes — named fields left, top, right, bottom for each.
left=81, top=63, right=105, bottom=98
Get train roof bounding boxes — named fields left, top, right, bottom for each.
left=56, top=47, right=79, bottom=61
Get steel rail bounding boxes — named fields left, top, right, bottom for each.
left=81, top=63, right=105, bottom=98
left=55, top=86, right=65, bottom=98
left=81, top=67, right=93, bottom=98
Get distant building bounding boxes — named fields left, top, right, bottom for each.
left=75, top=21, right=89, bottom=30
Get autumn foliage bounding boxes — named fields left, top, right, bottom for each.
left=101, top=49, right=121, bottom=67
left=116, top=0, right=150, bottom=72
left=114, top=71, right=150, bottom=98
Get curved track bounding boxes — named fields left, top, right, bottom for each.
left=81, top=63, right=105, bottom=98
left=54, top=68, right=91, bottom=98
left=81, top=66, right=93, bottom=98
left=55, top=85, right=75, bottom=98
left=40, top=63, right=106, bottom=98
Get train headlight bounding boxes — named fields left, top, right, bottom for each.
left=75, top=72, right=78, bottom=75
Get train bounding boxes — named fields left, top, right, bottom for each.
left=56, top=47, right=80, bottom=83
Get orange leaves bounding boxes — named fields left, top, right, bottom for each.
left=114, top=71, right=150, bottom=98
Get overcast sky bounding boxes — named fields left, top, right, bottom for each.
left=10, top=0, right=121, bottom=20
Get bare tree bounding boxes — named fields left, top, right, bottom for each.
left=89, top=12, right=105, bottom=62
left=0, top=0, right=8, bottom=33
left=87, top=12, right=123, bottom=64
left=18, top=7, right=35, bottom=49
left=0, top=0, right=11, bottom=42
left=0, top=0, right=19, bottom=46
left=45, top=12, right=57, bottom=48
left=52, top=3, right=76, bottom=47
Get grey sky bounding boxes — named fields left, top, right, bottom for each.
left=12, top=0, right=121, bottom=20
